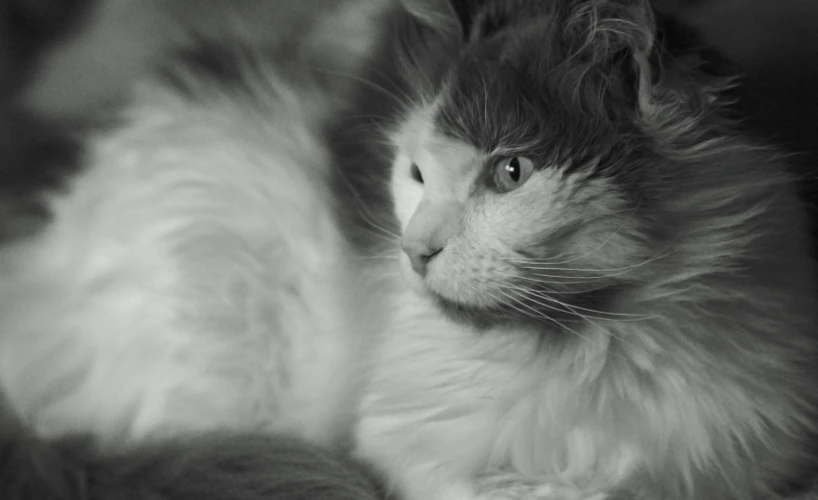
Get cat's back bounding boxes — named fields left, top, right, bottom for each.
left=0, top=0, right=389, bottom=450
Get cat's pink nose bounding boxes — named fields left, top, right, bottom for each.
left=401, top=239, right=442, bottom=277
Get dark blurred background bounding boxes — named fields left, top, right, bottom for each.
left=657, top=0, right=818, bottom=177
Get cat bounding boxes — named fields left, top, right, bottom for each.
left=353, top=1, right=818, bottom=499
left=3, top=0, right=817, bottom=499
left=0, top=0, right=392, bottom=498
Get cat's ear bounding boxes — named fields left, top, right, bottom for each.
left=559, top=0, right=658, bottom=115
left=560, top=0, right=732, bottom=118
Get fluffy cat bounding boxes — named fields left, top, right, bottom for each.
left=353, top=0, right=818, bottom=499
left=0, top=0, right=390, bottom=498
left=3, top=0, right=817, bottom=499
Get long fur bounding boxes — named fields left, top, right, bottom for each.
left=0, top=0, right=393, bottom=498
left=354, top=1, right=818, bottom=499
left=3, top=1, right=816, bottom=499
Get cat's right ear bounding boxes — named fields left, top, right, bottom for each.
left=394, top=0, right=474, bottom=94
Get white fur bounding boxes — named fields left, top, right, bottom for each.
left=0, top=75, right=376, bottom=450
left=0, top=0, right=396, bottom=453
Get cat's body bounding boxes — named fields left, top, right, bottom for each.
left=0, top=0, right=391, bottom=498
left=1, top=74, right=360, bottom=447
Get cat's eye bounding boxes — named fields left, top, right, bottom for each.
left=410, top=163, right=424, bottom=184
left=493, top=156, right=533, bottom=192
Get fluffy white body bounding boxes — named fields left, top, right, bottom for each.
left=0, top=76, right=376, bottom=451
left=0, top=0, right=396, bottom=456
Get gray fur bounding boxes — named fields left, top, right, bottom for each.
left=0, top=408, right=386, bottom=500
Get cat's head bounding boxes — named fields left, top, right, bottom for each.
left=388, top=0, right=729, bottom=328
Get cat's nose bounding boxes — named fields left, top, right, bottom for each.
left=401, top=199, right=462, bottom=277
left=402, top=240, right=442, bottom=277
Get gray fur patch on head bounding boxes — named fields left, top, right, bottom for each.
left=387, top=0, right=747, bottom=329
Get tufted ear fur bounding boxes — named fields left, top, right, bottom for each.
left=553, top=0, right=657, bottom=117
left=557, top=0, right=733, bottom=121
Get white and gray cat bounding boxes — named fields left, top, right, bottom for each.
left=1, top=0, right=816, bottom=499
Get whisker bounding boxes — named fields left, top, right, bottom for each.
left=494, top=270, right=611, bottom=286
left=332, top=165, right=401, bottom=242
left=516, top=286, right=651, bottom=321
left=354, top=226, right=401, bottom=246
left=500, top=285, right=643, bottom=351
left=494, top=288, right=603, bottom=346
left=505, top=204, right=641, bottom=267
left=499, top=283, right=608, bottom=322
left=511, top=243, right=676, bottom=281
left=307, top=64, right=415, bottom=110
left=492, top=288, right=564, bottom=326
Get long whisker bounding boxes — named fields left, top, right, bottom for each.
left=512, top=243, right=676, bottom=281
left=352, top=225, right=401, bottom=246
left=495, top=271, right=614, bottom=286
left=307, top=65, right=415, bottom=110
left=494, top=288, right=605, bottom=347
left=492, top=288, right=570, bottom=328
left=516, top=286, right=651, bottom=321
left=499, top=285, right=642, bottom=352
left=500, top=283, right=610, bottom=322
left=505, top=204, right=641, bottom=267
left=332, top=163, right=401, bottom=243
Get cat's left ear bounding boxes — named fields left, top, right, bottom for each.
left=560, top=0, right=659, bottom=115
left=561, top=0, right=731, bottom=118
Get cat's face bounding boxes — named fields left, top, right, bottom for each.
left=389, top=0, right=678, bottom=327
left=390, top=108, right=650, bottom=328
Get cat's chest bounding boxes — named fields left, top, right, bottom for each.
left=362, top=293, right=637, bottom=481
